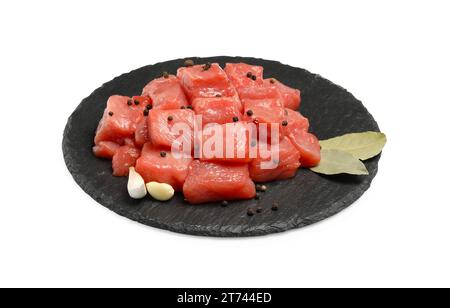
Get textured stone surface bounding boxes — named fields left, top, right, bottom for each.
left=62, top=56, right=381, bottom=237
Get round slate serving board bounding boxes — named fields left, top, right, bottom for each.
left=62, top=56, right=381, bottom=237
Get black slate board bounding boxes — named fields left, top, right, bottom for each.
left=62, top=56, right=381, bottom=237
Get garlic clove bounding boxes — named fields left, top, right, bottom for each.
left=127, top=167, right=147, bottom=199
left=146, top=182, right=175, bottom=202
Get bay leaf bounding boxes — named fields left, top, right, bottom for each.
left=310, top=149, right=369, bottom=175
left=319, top=131, right=386, bottom=160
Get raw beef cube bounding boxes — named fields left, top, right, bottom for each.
left=134, top=117, right=149, bottom=148
left=282, top=109, right=310, bottom=135
left=243, top=106, right=286, bottom=141
left=224, top=63, right=264, bottom=89
left=237, top=84, right=279, bottom=100
left=237, top=78, right=301, bottom=110
left=242, top=97, right=284, bottom=110
left=198, top=122, right=251, bottom=163
left=112, top=145, right=141, bottom=177
left=142, top=75, right=188, bottom=110
left=249, top=137, right=301, bottom=183
left=177, top=63, right=237, bottom=99
left=183, top=161, right=256, bottom=204
left=94, top=95, right=147, bottom=145
left=135, top=143, right=192, bottom=191
left=287, top=130, right=321, bottom=168
left=192, top=97, right=242, bottom=126
left=148, top=109, right=195, bottom=153
left=237, top=84, right=283, bottom=111
left=93, top=141, right=120, bottom=159
left=264, top=79, right=301, bottom=110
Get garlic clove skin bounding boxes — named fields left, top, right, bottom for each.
left=127, top=167, right=147, bottom=199
left=146, top=182, right=175, bottom=202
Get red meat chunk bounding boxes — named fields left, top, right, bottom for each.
left=183, top=161, right=256, bottom=204
left=94, top=95, right=147, bottom=145
left=249, top=137, right=301, bottom=183
left=134, top=117, right=149, bottom=148
left=242, top=97, right=284, bottom=110
left=264, top=79, right=301, bottom=110
left=192, top=97, right=242, bottom=126
left=142, top=75, right=188, bottom=110
left=287, top=130, right=321, bottom=168
left=237, top=84, right=279, bottom=100
left=93, top=141, right=120, bottom=159
left=283, top=109, right=310, bottom=135
left=177, top=63, right=237, bottom=100
left=242, top=106, right=286, bottom=141
left=112, top=145, right=141, bottom=177
left=148, top=109, right=195, bottom=153
left=135, top=143, right=192, bottom=191
left=198, top=122, right=251, bottom=163
left=224, top=63, right=264, bottom=89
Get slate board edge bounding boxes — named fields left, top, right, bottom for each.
left=62, top=56, right=381, bottom=237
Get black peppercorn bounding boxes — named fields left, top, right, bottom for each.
left=247, top=208, right=255, bottom=216
left=143, top=110, right=149, bottom=117
left=272, top=203, right=279, bottom=211
left=168, top=115, right=174, bottom=121
left=221, top=201, right=229, bottom=207
left=160, top=151, right=167, bottom=158
left=232, top=116, right=239, bottom=122
left=108, top=111, right=114, bottom=116
left=282, top=120, right=288, bottom=127
left=246, top=110, right=254, bottom=116
left=163, top=72, right=169, bottom=79
left=202, top=63, right=212, bottom=71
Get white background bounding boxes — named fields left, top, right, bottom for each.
left=1, top=0, right=449, bottom=288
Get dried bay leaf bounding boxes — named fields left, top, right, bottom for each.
left=319, top=132, right=386, bottom=160
left=311, top=149, right=369, bottom=175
